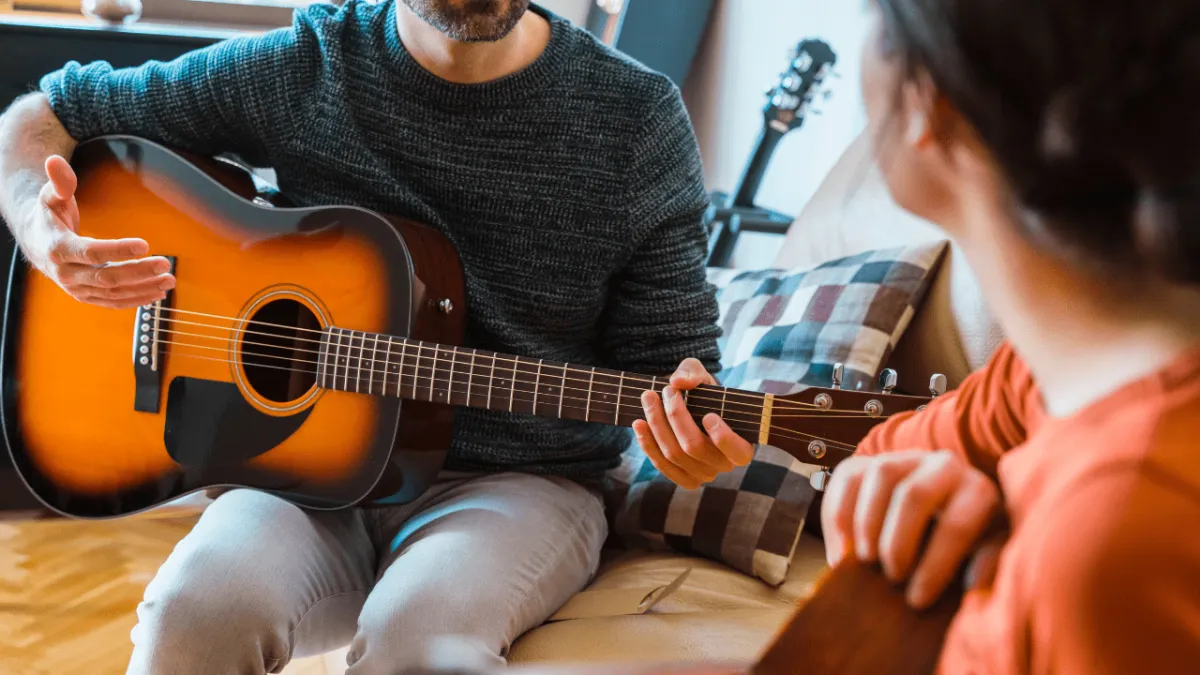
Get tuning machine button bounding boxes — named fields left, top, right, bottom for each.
left=879, top=368, right=898, bottom=394
left=929, top=374, right=947, bottom=398
left=917, top=373, right=948, bottom=412
left=831, top=363, right=844, bottom=390
left=810, top=469, right=832, bottom=492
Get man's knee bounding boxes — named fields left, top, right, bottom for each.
left=128, top=491, right=298, bottom=673
left=346, top=583, right=509, bottom=674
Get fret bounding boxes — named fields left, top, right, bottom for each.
left=339, top=329, right=350, bottom=393
left=557, top=365, right=566, bottom=418
left=350, top=331, right=360, bottom=393
left=411, top=341, right=421, bottom=400
left=533, top=359, right=544, bottom=415
left=467, top=348, right=477, bottom=408
left=720, top=387, right=727, bottom=418
left=614, top=373, right=624, bottom=425
left=487, top=350, right=496, bottom=410
left=507, top=355, right=516, bottom=413
left=585, top=366, right=596, bottom=422
left=448, top=347, right=459, bottom=404
left=384, top=336, right=395, bottom=397
left=428, top=345, right=439, bottom=402
left=317, top=331, right=329, bottom=389
left=368, top=333, right=380, bottom=395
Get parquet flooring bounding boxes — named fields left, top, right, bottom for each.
left=0, top=506, right=333, bottom=675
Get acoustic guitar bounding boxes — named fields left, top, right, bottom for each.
left=0, top=135, right=940, bottom=520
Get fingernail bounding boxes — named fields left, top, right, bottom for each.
left=857, top=536, right=874, bottom=561
left=663, top=386, right=676, bottom=401
left=907, top=581, right=927, bottom=608
left=641, top=391, right=653, bottom=413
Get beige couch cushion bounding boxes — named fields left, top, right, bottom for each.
left=774, top=132, right=1004, bottom=391
left=506, top=535, right=827, bottom=665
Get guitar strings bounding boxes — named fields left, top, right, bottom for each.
left=146, top=306, right=838, bottom=412
left=163, top=348, right=860, bottom=454
left=154, top=327, right=888, bottom=420
left=155, top=337, right=865, bottom=430
left=147, top=306, right=901, bottom=417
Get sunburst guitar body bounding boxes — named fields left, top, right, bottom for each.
left=2, top=136, right=461, bottom=518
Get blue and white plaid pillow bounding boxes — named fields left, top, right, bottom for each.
left=603, top=242, right=948, bottom=585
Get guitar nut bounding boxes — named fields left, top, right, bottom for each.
left=864, top=399, right=883, bottom=418
left=808, top=440, right=827, bottom=460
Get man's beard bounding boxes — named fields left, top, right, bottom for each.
left=401, top=0, right=532, bottom=42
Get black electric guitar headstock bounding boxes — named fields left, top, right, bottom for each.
left=762, top=38, right=839, bottom=134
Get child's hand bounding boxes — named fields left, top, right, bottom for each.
left=820, top=449, right=1001, bottom=608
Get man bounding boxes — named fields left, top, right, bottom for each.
left=0, top=0, right=755, bottom=672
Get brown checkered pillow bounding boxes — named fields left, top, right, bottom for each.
left=603, top=241, right=948, bottom=585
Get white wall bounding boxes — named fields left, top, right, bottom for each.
left=683, top=0, right=872, bottom=266
left=537, top=0, right=591, bottom=26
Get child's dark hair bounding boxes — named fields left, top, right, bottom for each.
left=874, top=0, right=1200, bottom=283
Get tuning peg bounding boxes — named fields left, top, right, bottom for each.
left=878, top=368, right=898, bottom=394
left=929, top=373, right=948, bottom=398
left=810, top=469, right=832, bottom=492
left=831, top=363, right=844, bottom=390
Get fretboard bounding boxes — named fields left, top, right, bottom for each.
left=316, top=327, right=768, bottom=441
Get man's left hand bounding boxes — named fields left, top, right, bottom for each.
left=633, top=358, right=755, bottom=490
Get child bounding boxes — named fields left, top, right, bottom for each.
left=638, top=1, right=1200, bottom=671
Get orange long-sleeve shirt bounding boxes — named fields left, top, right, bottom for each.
left=856, top=341, right=1200, bottom=674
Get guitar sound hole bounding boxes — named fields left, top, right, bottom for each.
left=241, top=298, right=322, bottom=404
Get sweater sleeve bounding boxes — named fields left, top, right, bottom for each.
left=597, top=83, right=721, bottom=378
left=38, top=9, right=325, bottom=168
left=855, top=342, right=1037, bottom=478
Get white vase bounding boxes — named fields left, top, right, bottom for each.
left=82, top=0, right=143, bottom=24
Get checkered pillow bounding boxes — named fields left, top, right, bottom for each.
left=603, top=242, right=948, bottom=585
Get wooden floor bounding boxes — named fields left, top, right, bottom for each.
left=0, top=508, right=334, bottom=675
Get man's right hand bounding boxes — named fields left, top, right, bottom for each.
left=21, top=155, right=174, bottom=309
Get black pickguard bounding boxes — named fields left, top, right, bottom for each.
left=163, top=377, right=310, bottom=468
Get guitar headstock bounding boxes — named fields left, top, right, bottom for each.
left=765, top=365, right=947, bottom=483
left=761, top=38, right=838, bottom=134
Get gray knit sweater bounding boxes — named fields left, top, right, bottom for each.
left=39, top=0, right=721, bottom=481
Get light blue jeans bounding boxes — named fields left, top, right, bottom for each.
left=126, top=472, right=608, bottom=674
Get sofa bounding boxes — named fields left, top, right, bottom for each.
left=287, top=131, right=1005, bottom=674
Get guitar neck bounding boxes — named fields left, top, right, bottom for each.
left=730, top=127, right=786, bottom=208
left=317, top=327, right=772, bottom=441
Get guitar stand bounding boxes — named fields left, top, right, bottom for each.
left=705, top=190, right=795, bottom=268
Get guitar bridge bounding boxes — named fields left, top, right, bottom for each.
left=132, top=256, right=176, bottom=413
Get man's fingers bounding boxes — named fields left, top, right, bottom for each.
left=633, top=419, right=700, bottom=490
left=44, top=155, right=78, bottom=202
left=640, top=390, right=716, bottom=484
left=668, top=357, right=715, bottom=389
left=72, top=275, right=175, bottom=303
left=60, top=257, right=174, bottom=290
left=663, top=386, right=732, bottom=472
left=906, top=476, right=999, bottom=608
left=701, top=413, right=755, bottom=466
left=878, top=450, right=960, bottom=582
left=51, top=235, right=153, bottom=267
left=78, top=290, right=169, bottom=310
